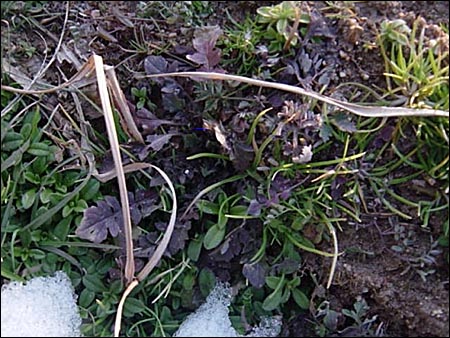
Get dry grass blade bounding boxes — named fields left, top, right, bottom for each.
left=142, top=72, right=449, bottom=117
left=104, top=66, right=144, bottom=143
left=93, top=55, right=135, bottom=285
left=111, top=162, right=178, bottom=337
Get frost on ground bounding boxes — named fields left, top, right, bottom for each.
left=174, top=283, right=282, bottom=337
left=1, top=271, right=82, bottom=337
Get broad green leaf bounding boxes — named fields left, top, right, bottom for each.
left=82, top=274, right=107, bottom=293
left=292, top=288, right=309, bottom=309
left=199, top=268, right=216, bottom=298
left=197, top=199, right=220, bottom=214
left=74, top=199, right=88, bottom=212
left=62, top=205, right=73, bottom=218
left=262, top=284, right=283, bottom=311
left=81, top=179, right=100, bottom=201
left=187, top=236, right=203, bottom=261
left=24, top=171, right=41, bottom=185
left=183, top=273, right=195, bottom=290
left=2, top=132, right=23, bottom=151
left=228, top=205, right=248, bottom=216
left=40, top=189, right=53, bottom=204
left=22, top=188, right=37, bottom=209
left=265, top=276, right=282, bottom=289
left=53, top=216, right=72, bottom=240
left=123, top=298, right=146, bottom=317
left=79, top=288, right=95, bottom=308
left=262, top=274, right=285, bottom=311
left=27, top=142, right=50, bottom=156
left=203, top=223, right=226, bottom=250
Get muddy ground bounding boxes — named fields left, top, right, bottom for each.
left=1, top=1, right=448, bottom=337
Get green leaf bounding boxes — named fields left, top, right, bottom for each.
left=74, top=199, right=88, bottom=212
left=40, top=189, right=53, bottom=204
left=62, top=205, right=73, bottom=218
left=197, top=200, right=220, bottom=214
left=2, top=132, right=23, bottom=151
left=265, top=276, right=282, bottom=289
left=187, top=236, right=203, bottom=261
left=183, top=273, right=195, bottom=290
left=82, top=274, right=107, bottom=293
left=22, top=189, right=37, bottom=209
left=123, top=298, right=146, bottom=317
left=276, top=18, right=288, bottom=35
left=79, top=288, right=95, bottom=308
left=53, top=216, right=72, bottom=240
left=262, top=284, right=283, bottom=311
left=289, top=276, right=301, bottom=288
left=280, top=287, right=291, bottom=304
left=203, top=223, right=226, bottom=250
left=331, top=112, right=357, bottom=133
left=24, top=171, right=41, bottom=185
left=27, top=142, right=50, bottom=156
left=29, top=248, right=46, bottom=259
left=228, top=205, right=248, bottom=216
left=198, top=268, right=216, bottom=298
left=262, top=274, right=285, bottom=311
left=292, top=288, right=309, bottom=309
left=81, top=179, right=100, bottom=201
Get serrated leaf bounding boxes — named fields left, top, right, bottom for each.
left=292, top=288, right=309, bottom=309
left=203, top=223, right=226, bottom=250
left=76, top=196, right=123, bottom=243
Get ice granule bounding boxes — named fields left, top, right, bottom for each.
left=1, top=271, right=82, bottom=337
left=174, top=283, right=281, bottom=337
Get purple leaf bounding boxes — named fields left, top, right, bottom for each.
left=146, top=133, right=176, bottom=152
left=243, top=261, right=267, bottom=288
left=76, top=191, right=159, bottom=244
left=134, top=107, right=180, bottom=135
left=186, top=25, right=223, bottom=70
left=247, top=199, right=263, bottom=216
left=144, top=56, right=169, bottom=85
left=76, top=196, right=123, bottom=243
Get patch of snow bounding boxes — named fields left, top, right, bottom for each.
left=174, top=283, right=281, bottom=337
left=1, top=271, right=82, bottom=337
